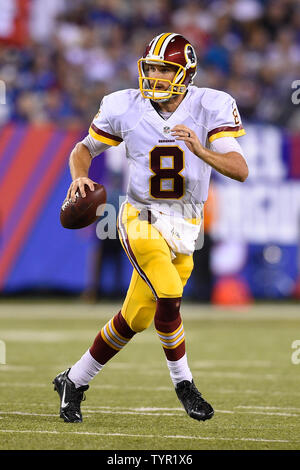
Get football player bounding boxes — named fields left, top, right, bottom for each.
left=53, top=32, right=248, bottom=423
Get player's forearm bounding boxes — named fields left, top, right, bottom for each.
left=197, top=147, right=249, bottom=182
left=69, top=142, right=92, bottom=180
left=171, top=125, right=248, bottom=182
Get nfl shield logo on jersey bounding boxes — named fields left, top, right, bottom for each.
left=163, top=126, right=171, bottom=134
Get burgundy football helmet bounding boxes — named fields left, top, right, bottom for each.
left=138, top=32, right=197, bottom=102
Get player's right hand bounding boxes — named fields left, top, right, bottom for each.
left=67, top=177, right=96, bottom=202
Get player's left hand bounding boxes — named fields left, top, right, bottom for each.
left=171, top=125, right=204, bottom=157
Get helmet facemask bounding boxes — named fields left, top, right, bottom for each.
left=138, top=58, right=188, bottom=102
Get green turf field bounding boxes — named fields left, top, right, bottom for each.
left=0, top=300, right=299, bottom=450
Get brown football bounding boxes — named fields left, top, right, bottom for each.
left=60, top=183, right=107, bottom=229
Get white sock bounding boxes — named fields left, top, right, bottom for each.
left=166, top=353, right=193, bottom=386
left=68, top=349, right=104, bottom=388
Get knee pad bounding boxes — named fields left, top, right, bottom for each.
left=122, top=290, right=156, bottom=333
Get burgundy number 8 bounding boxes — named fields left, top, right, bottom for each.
left=150, top=146, right=185, bottom=199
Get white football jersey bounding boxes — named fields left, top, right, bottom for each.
left=85, top=86, right=245, bottom=219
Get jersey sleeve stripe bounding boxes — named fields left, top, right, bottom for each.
left=89, top=124, right=123, bottom=146
left=208, top=126, right=246, bottom=143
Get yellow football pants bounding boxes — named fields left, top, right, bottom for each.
left=117, top=203, right=194, bottom=332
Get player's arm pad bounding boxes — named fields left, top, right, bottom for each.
left=210, top=136, right=244, bottom=157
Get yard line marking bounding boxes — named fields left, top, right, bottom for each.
left=1, top=408, right=292, bottom=418
left=0, top=408, right=232, bottom=419
left=0, top=429, right=295, bottom=443
left=0, top=410, right=180, bottom=418
left=0, top=411, right=57, bottom=417
left=86, top=409, right=233, bottom=416
left=0, top=404, right=233, bottom=415
left=222, top=389, right=300, bottom=396
left=0, top=403, right=294, bottom=416
left=0, top=408, right=271, bottom=418
left=83, top=406, right=183, bottom=411
left=84, top=410, right=179, bottom=416
left=1, top=410, right=178, bottom=417
left=85, top=407, right=234, bottom=415
left=236, top=406, right=300, bottom=412
left=2, top=408, right=298, bottom=418
left=166, top=435, right=293, bottom=443
left=236, top=410, right=299, bottom=417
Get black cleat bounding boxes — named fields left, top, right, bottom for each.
left=175, top=380, right=214, bottom=422
left=52, top=368, right=89, bottom=423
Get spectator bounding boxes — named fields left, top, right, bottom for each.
left=0, top=0, right=299, bottom=131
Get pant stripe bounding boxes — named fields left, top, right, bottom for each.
left=117, top=202, right=158, bottom=299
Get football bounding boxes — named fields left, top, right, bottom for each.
left=60, top=183, right=107, bottom=229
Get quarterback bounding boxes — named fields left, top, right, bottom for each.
left=53, top=33, right=248, bottom=423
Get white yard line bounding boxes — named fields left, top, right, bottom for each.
left=236, top=411, right=300, bottom=417
left=0, top=411, right=57, bottom=417
left=236, top=405, right=300, bottom=412
left=0, top=404, right=232, bottom=415
left=0, top=406, right=297, bottom=419
left=0, top=428, right=294, bottom=444
left=222, top=389, right=300, bottom=396
left=0, top=403, right=297, bottom=415
left=0, top=409, right=222, bottom=418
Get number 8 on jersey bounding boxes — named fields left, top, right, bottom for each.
left=150, top=146, right=185, bottom=199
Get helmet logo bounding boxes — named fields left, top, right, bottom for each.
left=184, top=44, right=197, bottom=69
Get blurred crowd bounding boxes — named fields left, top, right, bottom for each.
left=0, top=0, right=300, bottom=130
